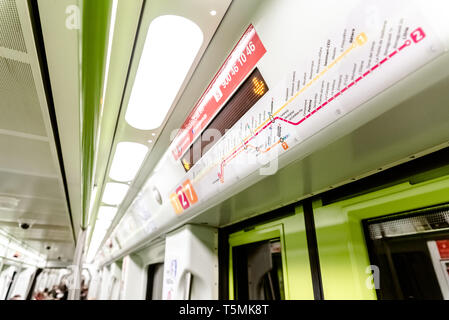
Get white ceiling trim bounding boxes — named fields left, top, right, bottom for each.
left=0, top=128, right=49, bottom=142
left=0, top=46, right=28, bottom=63
left=21, top=237, right=72, bottom=243
left=0, top=192, right=63, bottom=202
left=0, top=166, right=58, bottom=179
left=0, top=208, right=67, bottom=216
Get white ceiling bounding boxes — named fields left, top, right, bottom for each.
left=0, top=0, right=75, bottom=262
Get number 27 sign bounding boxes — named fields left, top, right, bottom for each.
left=169, top=179, right=198, bottom=215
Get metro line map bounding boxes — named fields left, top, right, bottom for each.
left=168, top=8, right=445, bottom=215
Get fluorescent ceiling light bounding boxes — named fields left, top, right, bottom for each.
left=100, top=0, right=118, bottom=109
left=101, top=183, right=129, bottom=205
left=87, top=185, right=98, bottom=225
left=125, top=15, right=204, bottom=130
left=87, top=228, right=108, bottom=262
left=95, top=219, right=112, bottom=232
left=97, top=206, right=117, bottom=222
left=109, top=142, right=148, bottom=182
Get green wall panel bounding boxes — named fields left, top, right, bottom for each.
left=228, top=206, right=314, bottom=300
left=314, top=174, right=449, bottom=300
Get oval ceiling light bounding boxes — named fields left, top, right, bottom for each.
left=109, top=142, right=148, bottom=182
left=101, top=183, right=129, bottom=205
left=125, top=15, right=204, bottom=130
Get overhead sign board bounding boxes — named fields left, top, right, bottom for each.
left=167, top=3, right=446, bottom=215
left=171, top=24, right=267, bottom=161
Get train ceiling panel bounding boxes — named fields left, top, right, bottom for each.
left=0, top=58, right=46, bottom=136
left=0, top=0, right=27, bottom=52
left=0, top=171, right=61, bottom=199
left=0, top=0, right=75, bottom=263
left=0, top=135, right=57, bottom=177
left=95, top=0, right=449, bottom=265
left=84, top=0, right=233, bottom=259
left=0, top=208, right=68, bottom=227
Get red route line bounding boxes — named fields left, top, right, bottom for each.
left=218, top=39, right=413, bottom=181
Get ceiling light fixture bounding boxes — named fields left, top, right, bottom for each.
left=101, top=183, right=129, bottom=205
left=100, top=0, right=118, bottom=108
left=109, top=142, right=148, bottom=182
left=87, top=227, right=108, bottom=263
left=95, top=218, right=112, bottom=232
left=210, top=10, right=217, bottom=16
left=97, top=206, right=117, bottom=222
left=125, top=15, right=204, bottom=130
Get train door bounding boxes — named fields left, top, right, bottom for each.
left=86, top=268, right=102, bottom=300
left=162, top=225, right=218, bottom=300
left=120, top=240, right=165, bottom=300
left=44, top=269, right=58, bottom=290
left=0, top=264, right=8, bottom=299
left=0, top=265, right=17, bottom=300
left=226, top=206, right=314, bottom=300
left=9, top=267, right=37, bottom=300
left=313, top=160, right=449, bottom=299
left=0, top=266, right=18, bottom=300
left=32, top=269, right=46, bottom=297
left=98, top=266, right=111, bottom=300
left=108, top=261, right=122, bottom=300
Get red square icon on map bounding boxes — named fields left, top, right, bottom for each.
left=410, top=28, right=426, bottom=43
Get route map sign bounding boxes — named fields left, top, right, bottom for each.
left=168, top=4, right=446, bottom=215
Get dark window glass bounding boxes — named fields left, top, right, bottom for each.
left=364, top=204, right=449, bottom=300
left=232, top=239, right=284, bottom=300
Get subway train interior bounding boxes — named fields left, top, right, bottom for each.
left=0, top=0, right=449, bottom=302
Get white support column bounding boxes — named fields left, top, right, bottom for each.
left=68, top=229, right=86, bottom=300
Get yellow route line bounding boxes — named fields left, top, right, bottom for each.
left=192, top=33, right=367, bottom=184
left=243, top=34, right=365, bottom=145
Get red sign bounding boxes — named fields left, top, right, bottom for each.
left=171, top=24, right=267, bottom=160
left=437, top=240, right=449, bottom=259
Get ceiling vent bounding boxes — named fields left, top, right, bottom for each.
left=0, top=0, right=27, bottom=52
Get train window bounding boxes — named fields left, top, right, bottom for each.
left=364, top=204, right=449, bottom=300
left=145, top=263, right=164, bottom=300
left=232, top=240, right=285, bottom=300
left=181, top=68, right=268, bottom=171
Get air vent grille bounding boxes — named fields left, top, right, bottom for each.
left=0, top=56, right=46, bottom=136
left=0, top=0, right=27, bottom=52
left=367, top=204, right=449, bottom=240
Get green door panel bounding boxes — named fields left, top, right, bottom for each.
left=314, top=174, right=449, bottom=300
left=228, top=206, right=314, bottom=300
